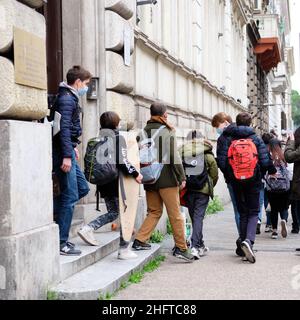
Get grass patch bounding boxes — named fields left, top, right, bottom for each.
left=206, top=196, right=224, bottom=215
left=128, top=271, right=144, bottom=284
left=47, top=291, right=58, bottom=300
left=150, top=230, right=165, bottom=243
left=98, top=292, right=113, bottom=300
left=142, top=255, right=166, bottom=273
left=167, top=218, right=173, bottom=235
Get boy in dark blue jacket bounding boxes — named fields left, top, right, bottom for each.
left=52, top=66, right=92, bottom=256
left=219, top=112, right=276, bottom=263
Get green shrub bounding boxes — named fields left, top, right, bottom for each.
left=206, top=196, right=224, bottom=215
left=150, top=230, right=164, bottom=243
left=166, top=218, right=173, bottom=235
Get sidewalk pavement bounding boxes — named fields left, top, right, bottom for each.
left=114, top=204, right=300, bottom=300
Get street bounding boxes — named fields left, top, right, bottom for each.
left=115, top=205, right=300, bottom=300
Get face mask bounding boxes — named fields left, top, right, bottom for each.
left=216, top=128, right=224, bottom=136
left=78, top=85, right=89, bottom=97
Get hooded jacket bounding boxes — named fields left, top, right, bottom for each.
left=217, top=125, right=276, bottom=186
left=179, top=140, right=219, bottom=198
left=284, top=140, right=300, bottom=200
left=138, top=120, right=186, bottom=191
left=52, top=82, right=82, bottom=158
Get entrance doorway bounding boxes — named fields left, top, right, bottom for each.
left=37, top=0, right=63, bottom=94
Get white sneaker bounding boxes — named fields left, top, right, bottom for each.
left=118, top=247, right=138, bottom=260
left=281, top=220, right=288, bottom=238
left=198, top=245, right=209, bottom=257
left=191, top=247, right=200, bottom=260
left=78, top=225, right=99, bottom=246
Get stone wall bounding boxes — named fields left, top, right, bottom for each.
left=0, top=0, right=59, bottom=300
left=0, top=0, right=48, bottom=120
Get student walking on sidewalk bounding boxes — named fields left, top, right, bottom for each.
left=265, top=139, right=290, bottom=239
left=219, top=112, right=277, bottom=263
left=211, top=113, right=242, bottom=256
left=132, top=103, right=194, bottom=262
left=284, top=127, right=300, bottom=252
left=179, top=130, right=219, bottom=259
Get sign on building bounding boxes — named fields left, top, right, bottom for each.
left=14, top=27, right=47, bottom=90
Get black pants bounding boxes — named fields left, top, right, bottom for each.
left=291, top=200, right=300, bottom=231
left=186, top=192, right=209, bottom=248
left=267, top=192, right=289, bottom=230
left=232, top=182, right=260, bottom=244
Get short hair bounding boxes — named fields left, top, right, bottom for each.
left=150, top=102, right=167, bottom=116
left=66, top=65, right=92, bottom=85
left=100, top=112, right=121, bottom=130
left=211, top=112, right=233, bottom=128
left=187, top=130, right=203, bottom=141
left=262, top=132, right=274, bottom=145
left=236, top=112, right=252, bottom=127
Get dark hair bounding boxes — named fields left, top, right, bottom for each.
left=100, top=112, right=121, bottom=130
left=269, top=138, right=286, bottom=166
left=262, top=132, right=274, bottom=145
left=211, top=112, right=233, bottom=128
left=67, top=65, right=92, bottom=85
left=236, top=112, right=252, bottom=126
left=187, top=130, right=203, bottom=141
left=150, top=102, right=167, bottom=116
left=295, top=127, right=300, bottom=149
left=270, top=129, right=278, bottom=138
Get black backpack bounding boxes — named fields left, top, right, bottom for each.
left=84, top=135, right=118, bottom=186
left=182, top=153, right=209, bottom=190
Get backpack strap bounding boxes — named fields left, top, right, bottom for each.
left=119, top=173, right=128, bottom=213
left=96, top=185, right=101, bottom=212
left=141, top=125, right=166, bottom=141
left=152, top=125, right=167, bottom=140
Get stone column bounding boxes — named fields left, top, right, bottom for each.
left=0, top=0, right=59, bottom=300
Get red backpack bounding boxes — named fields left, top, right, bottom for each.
left=228, top=139, right=258, bottom=181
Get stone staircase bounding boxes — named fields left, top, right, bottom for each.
left=50, top=203, right=161, bottom=300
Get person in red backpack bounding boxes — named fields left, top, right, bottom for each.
left=220, top=112, right=276, bottom=263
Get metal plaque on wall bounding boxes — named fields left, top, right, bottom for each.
left=14, top=27, right=47, bottom=90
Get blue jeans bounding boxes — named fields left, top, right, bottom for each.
left=53, top=149, right=90, bottom=244
left=88, top=196, right=129, bottom=248
left=227, top=184, right=240, bottom=235
left=258, top=187, right=264, bottom=223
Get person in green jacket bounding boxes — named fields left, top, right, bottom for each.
left=132, top=102, right=195, bottom=262
left=179, top=130, right=219, bottom=259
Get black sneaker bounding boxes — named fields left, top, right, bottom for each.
left=241, top=240, right=256, bottom=263
left=256, top=223, right=261, bottom=235
left=236, top=238, right=245, bottom=257
left=271, top=231, right=278, bottom=239
left=291, top=229, right=299, bottom=234
left=296, top=248, right=300, bottom=252
left=132, top=239, right=151, bottom=251
left=173, top=247, right=194, bottom=262
left=60, top=243, right=82, bottom=256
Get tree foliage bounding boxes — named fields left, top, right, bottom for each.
left=292, top=90, right=300, bottom=127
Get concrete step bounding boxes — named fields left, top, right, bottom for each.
left=69, top=218, right=84, bottom=239
left=53, top=244, right=161, bottom=300
left=60, top=232, right=120, bottom=281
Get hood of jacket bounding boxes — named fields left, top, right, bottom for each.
left=59, top=82, right=79, bottom=100
left=179, top=139, right=213, bottom=158
left=230, top=126, right=256, bottom=139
